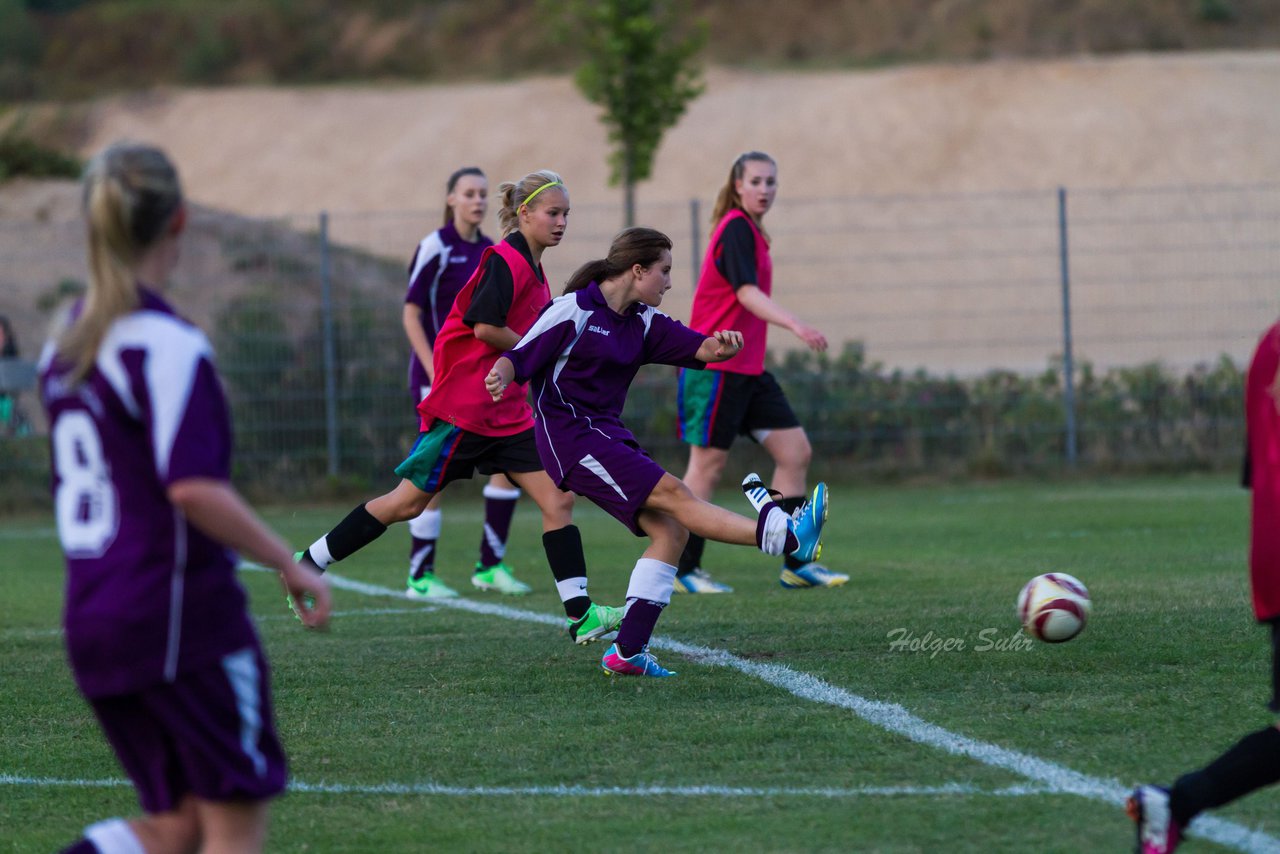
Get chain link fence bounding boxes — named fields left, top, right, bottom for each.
left=2, top=183, right=1277, bottom=506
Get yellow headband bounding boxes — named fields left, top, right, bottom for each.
left=521, top=180, right=563, bottom=209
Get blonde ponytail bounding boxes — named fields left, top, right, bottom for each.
left=59, top=143, right=182, bottom=383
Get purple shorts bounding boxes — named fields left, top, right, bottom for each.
left=89, top=646, right=287, bottom=814
left=561, top=439, right=666, bottom=536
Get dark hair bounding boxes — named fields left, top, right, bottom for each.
left=0, top=315, right=15, bottom=357
left=563, top=227, right=672, bottom=295
left=442, top=166, right=485, bottom=226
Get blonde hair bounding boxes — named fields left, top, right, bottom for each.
left=60, top=142, right=182, bottom=383
left=496, top=169, right=564, bottom=237
left=710, top=151, right=776, bottom=236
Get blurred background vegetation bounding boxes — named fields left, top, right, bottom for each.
left=1, top=0, right=1277, bottom=103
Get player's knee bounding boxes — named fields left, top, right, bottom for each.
left=132, top=808, right=201, bottom=854
left=538, top=490, right=574, bottom=525
left=774, top=437, right=812, bottom=472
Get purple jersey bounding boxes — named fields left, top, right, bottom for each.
left=38, top=289, right=258, bottom=698
left=505, top=281, right=707, bottom=485
left=405, top=222, right=493, bottom=392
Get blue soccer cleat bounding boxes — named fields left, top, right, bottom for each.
left=788, top=482, right=829, bottom=563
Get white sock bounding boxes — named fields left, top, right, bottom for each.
left=555, top=576, right=589, bottom=603
left=759, top=506, right=791, bottom=556
left=307, top=535, right=335, bottom=570
left=408, top=508, right=442, bottom=539
left=625, top=558, right=677, bottom=604
left=84, top=818, right=144, bottom=854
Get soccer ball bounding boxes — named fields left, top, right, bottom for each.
left=1017, top=573, right=1091, bottom=643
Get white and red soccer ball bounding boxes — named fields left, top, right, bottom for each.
left=1017, top=573, right=1091, bottom=643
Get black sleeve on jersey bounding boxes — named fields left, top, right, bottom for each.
left=716, top=217, right=760, bottom=290
left=462, top=254, right=515, bottom=329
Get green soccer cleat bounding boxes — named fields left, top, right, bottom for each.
left=471, top=561, right=532, bottom=595
left=566, top=603, right=624, bottom=645
left=287, top=551, right=318, bottom=621
left=406, top=571, right=459, bottom=599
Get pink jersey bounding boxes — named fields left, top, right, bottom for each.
left=416, top=239, right=549, bottom=436
left=688, top=209, right=772, bottom=375
left=1247, top=320, right=1280, bottom=621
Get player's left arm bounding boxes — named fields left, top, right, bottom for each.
left=735, top=285, right=827, bottom=353
left=696, top=330, right=744, bottom=364
left=473, top=323, right=521, bottom=352
left=168, top=478, right=331, bottom=629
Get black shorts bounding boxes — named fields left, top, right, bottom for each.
left=394, top=422, right=543, bottom=492
left=677, top=368, right=800, bottom=450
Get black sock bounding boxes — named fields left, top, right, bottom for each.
left=1169, top=725, right=1280, bottom=825
left=319, top=503, right=388, bottom=569
left=59, top=840, right=97, bottom=854
left=677, top=534, right=706, bottom=576
left=779, top=496, right=806, bottom=569
left=1269, top=620, right=1280, bottom=713
left=543, top=525, right=590, bottom=619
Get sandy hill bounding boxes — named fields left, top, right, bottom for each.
left=3, top=51, right=1278, bottom=379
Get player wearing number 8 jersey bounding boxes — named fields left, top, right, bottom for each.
left=41, top=142, right=330, bottom=854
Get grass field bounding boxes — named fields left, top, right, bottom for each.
left=3, top=474, right=1279, bottom=853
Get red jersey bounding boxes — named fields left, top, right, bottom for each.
left=688, top=209, right=772, bottom=375
left=416, top=239, right=549, bottom=436
left=1247, top=320, right=1280, bottom=621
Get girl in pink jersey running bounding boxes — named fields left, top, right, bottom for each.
left=675, top=151, right=848, bottom=593
left=1126, top=320, right=1280, bottom=853
left=297, top=170, right=624, bottom=645
left=401, top=166, right=527, bottom=599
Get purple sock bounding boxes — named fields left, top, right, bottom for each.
left=478, top=485, right=519, bottom=568
left=616, top=599, right=665, bottom=656
left=409, top=537, right=436, bottom=580
left=59, top=841, right=97, bottom=854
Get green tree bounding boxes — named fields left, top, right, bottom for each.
left=553, top=0, right=705, bottom=226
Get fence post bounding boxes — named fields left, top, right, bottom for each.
left=689, top=198, right=701, bottom=291
left=1057, top=187, right=1078, bottom=467
left=319, top=211, right=339, bottom=478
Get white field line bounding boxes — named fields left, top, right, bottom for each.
left=286, top=565, right=1280, bottom=854
left=0, top=607, right=440, bottom=641
left=0, top=774, right=1057, bottom=799
left=7, top=562, right=1278, bottom=852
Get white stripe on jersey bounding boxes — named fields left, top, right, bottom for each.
left=407, top=231, right=451, bottom=334
left=96, top=311, right=213, bottom=480
left=222, top=647, right=268, bottom=778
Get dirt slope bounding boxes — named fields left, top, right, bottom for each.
left=3, top=51, right=1278, bottom=380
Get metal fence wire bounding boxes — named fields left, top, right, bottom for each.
left=1, top=183, right=1277, bottom=501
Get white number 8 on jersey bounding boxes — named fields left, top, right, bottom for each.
left=52, top=411, right=119, bottom=556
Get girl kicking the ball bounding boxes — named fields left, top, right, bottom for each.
left=296, top=170, right=625, bottom=646
left=486, top=226, right=829, bottom=678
